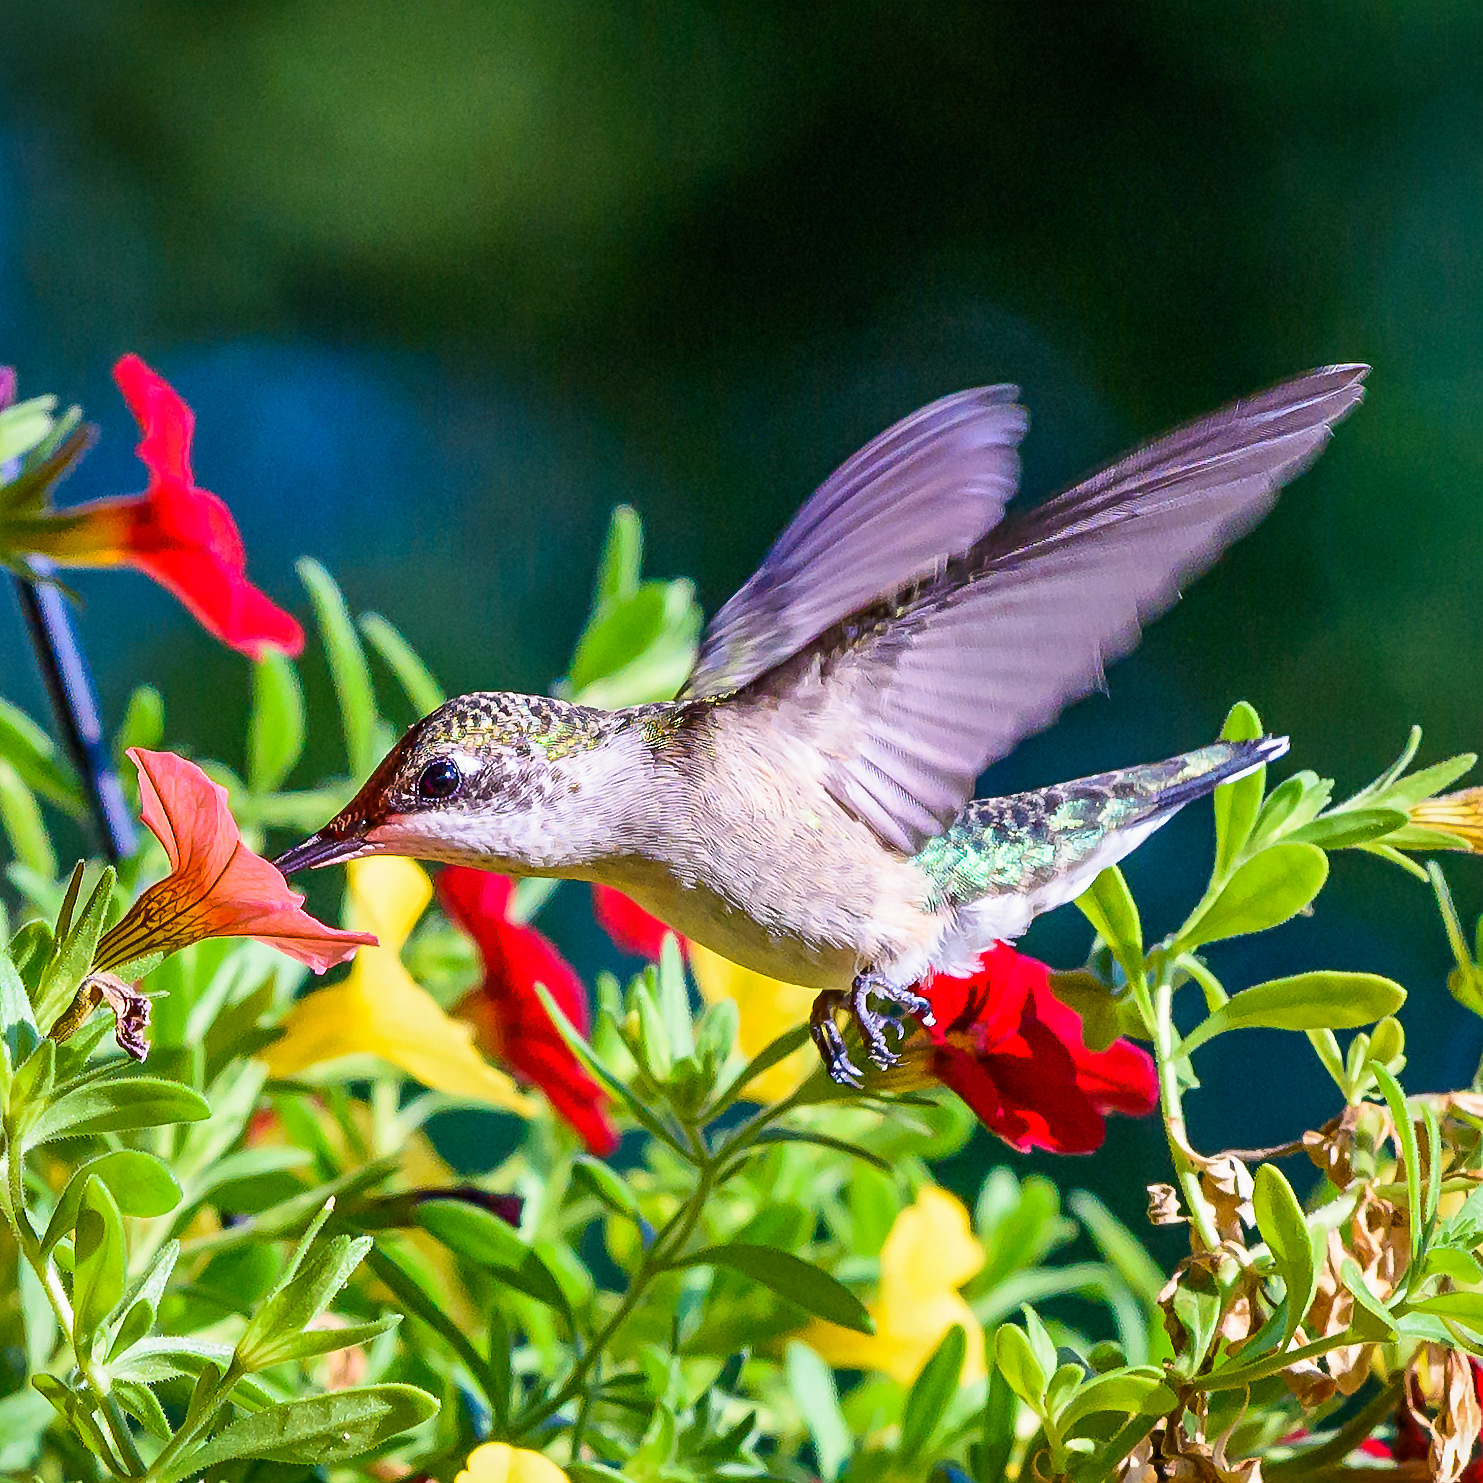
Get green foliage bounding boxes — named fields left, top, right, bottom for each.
left=4, top=499, right=1483, bottom=1480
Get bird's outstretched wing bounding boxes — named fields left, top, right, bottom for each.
left=680, top=387, right=1029, bottom=700
left=749, top=364, right=1369, bottom=854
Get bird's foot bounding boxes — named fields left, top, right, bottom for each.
left=809, top=974, right=936, bottom=1087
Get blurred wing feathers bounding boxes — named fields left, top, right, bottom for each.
left=680, top=387, right=1029, bottom=699
left=770, top=364, right=1368, bottom=853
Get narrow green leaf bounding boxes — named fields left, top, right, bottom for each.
left=360, top=613, right=445, bottom=715
left=1372, top=1065, right=1424, bottom=1270
left=681, top=1243, right=873, bottom=1333
left=114, top=685, right=164, bottom=760
left=710, top=1023, right=812, bottom=1116
left=161, top=1384, right=437, bottom=1481
left=630, top=975, right=673, bottom=1080
left=656, top=935, right=694, bottom=1060
left=1380, top=752, right=1477, bottom=810
left=1251, top=1164, right=1318, bottom=1346
left=785, top=1340, right=851, bottom=1481
left=1414, top=1291, right=1483, bottom=1329
left=1182, top=843, right=1328, bottom=947
left=1213, top=701, right=1264, bottom=874
left=0, top=949, right=39, bottom=1067
left=0, top=698, right=84, bottom=813
left=0, top=394, right=57, bottom=463
left=900, top=1323, right=966, bottom=1458
left=571, top=1154, right=641, bottom=1219
left=416, top=1200, right=569, bottom=1313
left=29, top=1076, right=210, bottom=1145
left=34, top=867, right=115, bottom=1031
left=263, top=1314, right=401, bottom=1365
left=1068, top=1191, right=1164, bottom=1306
left=1178, top=972, right=1405, bottom=1058
left=1285, top=808, right=1406, bottom=850
left=1075, top=866, right=1143, bottom=981
left=298, top=557, right=379, bottom=777
left=593, top=504, right=643, bottom=607
left=249, top=652, right=306, bottom=794
left=1057, top=1367, right=1177, bottom=1431
left=752, top=1128, right=894, bottom=1172
left=237, top=1233, right=373, bottom=1369
left=72, top=1177, right=126, bottom=1339
left=0, top=760, right=56, bottom=879
left=1338, top=1257, right=1398, bottom=1339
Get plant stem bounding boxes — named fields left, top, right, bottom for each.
left=1265, top=1378, right=1404, bottom=1476
left=1, top=1148, right=147, bottom=1475
left=1192, top=1326, right=1368, bottom=1392
left=1150, top=974, right=1221, bottom=1251
left=138, top=1359, right=242, bottom=1483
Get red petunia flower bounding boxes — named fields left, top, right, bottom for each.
left=440, top=868, right=618, bottom=1157
left=94, top=748, right=375, bottom=976
left=913, top=943, right=1158, bottom=1154
left=591, top=885, right=677, bottom=960
left=18, top=355, right=303, bottom=659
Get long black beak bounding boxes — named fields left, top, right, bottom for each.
left=272, top=830, right=367, bottom=875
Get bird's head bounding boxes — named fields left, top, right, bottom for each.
left=273, top=691, right=624, bottom=876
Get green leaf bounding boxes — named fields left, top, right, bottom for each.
left=360, top=613, right=445, bottom=715
left=593, top=504, right=644, bottom=607
left=1213, top=701, right=1265, bottom=874
left=631, top=974, right=673, bottom=1080
left=0, top=698, right=83, bottom=813
left=35, top=866, right=115, bottom=1031
left=114, top=685, right=164, bottom=760
left=28, top=1076, right=210, bottom=1145
left=1285, top=808, right=1407, bottom=850
left=43, top=1150, right=181, bottom=1251
left=298, top=557, right=380, bottom=778
left=0, top=759, right=56, bottom=879
left=993, top=1322, right=1048, bottom=1412
left=785, top=1340, right=851, bottom=1481
left=108, top=1240, right=180, bottom=1362
left=72, top=1177, right=126, bottom=1339
left=710, top=1023, right=811, bottom=1116
left=1248, top=771, right=1332, bottom=850
left=160, top=1384, right=437, bottom=1481
left=1338, top=1257, right=1397, bottom=1339
left=1182, top=843, right=1328, bottom=947
left=262, top=1314, right=401, bottom=1365
left=1057, top=1367, right=1177, bottom=1431
left=249, top=652, right=306, bottom=794
left=416, top=1199, right=570, bottom=1312
left=1413, top=1290, right=1483, bottom=1330
left=752, top=1128, right=894, bottom=1172
left=571, top=1154, right=642, bottom=1220
left=1075, top=866, right=1142, bottom=981
left=1380, top=752, right=1477, bottom=810
left=656, top=934, right=694, bottom=1060
left=1068, top=1192, right=1165, bottom=1307
left=1372, top=1065, right=1424, bottom=1268
left=237, top=1233, right=373, bottom=1369
left=0, top=394, right=57, bottom=463
left=900, top=1323, right=966, bottom=1459
left=0, top=949, right=39, bottom=1067
left=681, top=1243, right=873, bottom=1333
left=1251, top=1164, right=1318, bottom=1346
left=1178, top=972, right=1405, bottom=1057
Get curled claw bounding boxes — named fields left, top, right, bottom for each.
left=810, top=989, right=864, bottom=1087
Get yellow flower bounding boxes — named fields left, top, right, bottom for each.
left=1411, top=787, right=1483, bottom=852
left=455, top=1441, right=570, bottom=1483
left=687, top=941, right=816, bottom=1102
left=265, top=857, right=532, bottom=1114
left=801, top=1185, right=986, bottom=1386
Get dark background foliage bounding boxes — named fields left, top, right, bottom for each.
left=2, top=2, right=1481, bottom=1227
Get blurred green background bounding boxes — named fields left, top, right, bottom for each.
left=2, top=3, right=1482, bottom=1216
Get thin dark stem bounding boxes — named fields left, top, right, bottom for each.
left=13, top=561, right=135, bottom=863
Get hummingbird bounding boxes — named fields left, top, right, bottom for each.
left=275, top=365, right=1366, bottom=1084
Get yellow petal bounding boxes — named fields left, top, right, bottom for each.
left=345, top=855, right=432, bottom=951
left=264, top=965, right=533, bottom=1115
left=880, top=1185, right=984, bottom=1306
left=688, top=940, right=815, bottom=1101
left=797, top=1185, right=986, bottom=1386
left=455, top=1441, right=571, bottom=1483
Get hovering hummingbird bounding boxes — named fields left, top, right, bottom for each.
left=276, top=365, right=1366, bottom=1084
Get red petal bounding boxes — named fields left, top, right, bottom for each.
left=439, top=868, right=616, bottom=1155
left=108, top=355, right=303, bottom=659
left=96, top=750, right=375, bottom=974
left=591, top=886, right=675, bottom=960
left=1030, top=979, right=1157, bottom=1117
left=114, top=354, right=194, bottom=486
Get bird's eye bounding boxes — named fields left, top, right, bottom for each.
left=416, top=757, right=463, bottom=801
